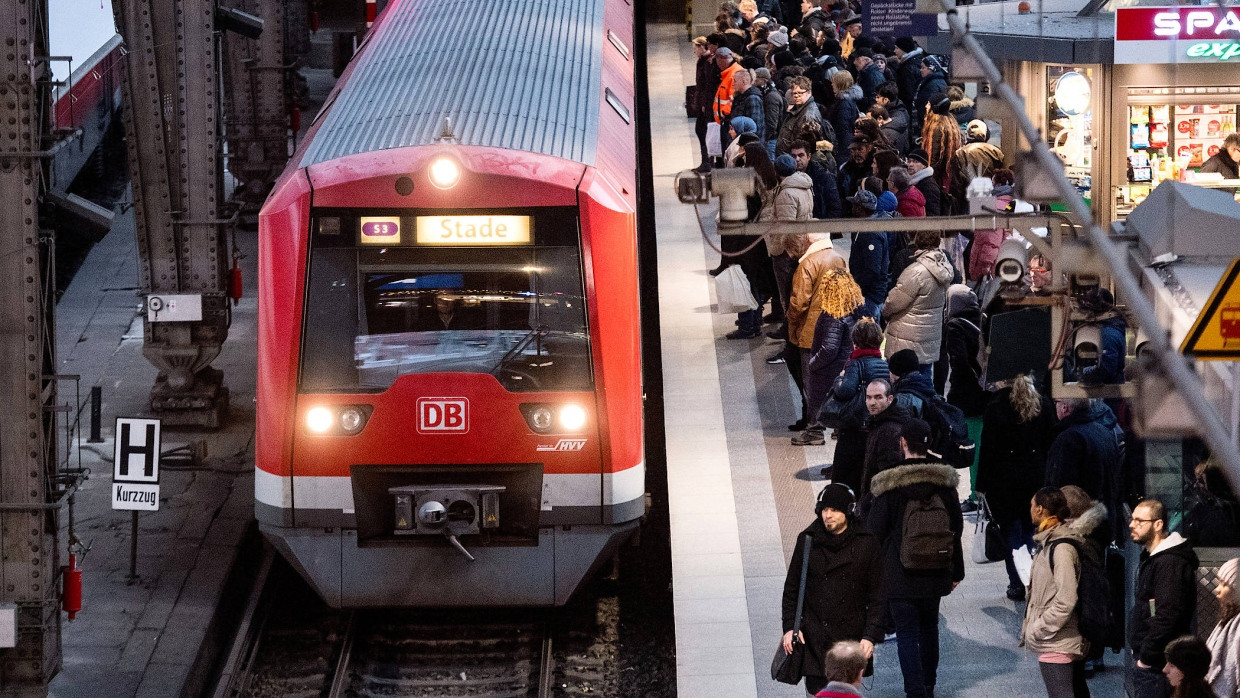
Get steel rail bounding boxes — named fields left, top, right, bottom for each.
left=538, top=622, right=555, bottom=698
left=937, top=2, right=1240, bottom=482
left=326, top=611, right=357, bottom=698
left=210, top=546, right=274, bottom=698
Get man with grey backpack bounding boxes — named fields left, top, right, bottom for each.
left=865, top=419, right=964, bottom=698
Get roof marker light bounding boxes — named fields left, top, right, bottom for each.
left=429, top=157, right=461, bottom=189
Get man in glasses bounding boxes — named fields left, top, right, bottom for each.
left=776, top=75, right=827, bottom=157
left=1128, top=499, right=1199, bottom=698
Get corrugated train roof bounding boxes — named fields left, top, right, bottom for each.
left=299, top=0, right=604, bottom=168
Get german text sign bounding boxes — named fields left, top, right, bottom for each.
left=113, top=417, right=160, bottom=511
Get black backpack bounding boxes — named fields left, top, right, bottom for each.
left=900, top=493, right=955, bottom=570
left=1047, top=538, right=1122, bottom=651
left=921, top=393, right=976, bottom=469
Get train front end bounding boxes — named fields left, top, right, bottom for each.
left=256, top=146, right=644, bottom=607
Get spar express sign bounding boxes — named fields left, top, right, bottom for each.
left=1116, top=7, right=1240, bottom=63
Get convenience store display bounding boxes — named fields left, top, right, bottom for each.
left=1120, top=102, right=1239, bottom=215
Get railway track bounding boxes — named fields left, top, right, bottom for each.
left=212, top=552, right=614, bottom=698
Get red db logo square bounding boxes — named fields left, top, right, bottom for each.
left=417, top=397, right=469, bottom=434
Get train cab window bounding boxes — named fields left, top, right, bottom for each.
left=300, top=208, right=592, bottom=393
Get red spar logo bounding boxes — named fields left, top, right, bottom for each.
left=417, top=397, right=469, bottom=434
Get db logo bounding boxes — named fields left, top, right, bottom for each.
left=417, top=397, right=469, bottom=434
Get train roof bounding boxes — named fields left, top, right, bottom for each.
left=299, top=0, right=605, bottom=169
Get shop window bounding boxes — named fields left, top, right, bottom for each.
left=1047, top=66, right=1094, bottom=204
left=1118, top=86, right=1240, bottom=217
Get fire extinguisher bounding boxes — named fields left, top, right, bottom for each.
left=62, top=553, right=82, bottom=621
left=229, top=258, right=243, bottom=306
left=310, top=8, right=320, bottom=34
left=289, top=106, right=302, bottom=134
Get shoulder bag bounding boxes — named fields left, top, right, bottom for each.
left=771, top=534, right=812, bottom=684
left=971, top=494, right=1007, bottom=564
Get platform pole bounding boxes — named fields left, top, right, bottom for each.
left=128, top=511, right=139, bottom=583
left=88, top=386, right=103, bottom=443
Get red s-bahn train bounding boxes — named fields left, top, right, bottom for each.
left=256, top=0, right=643, bottom=606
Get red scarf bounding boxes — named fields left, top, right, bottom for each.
left=850, top=347, right=882, bottom=360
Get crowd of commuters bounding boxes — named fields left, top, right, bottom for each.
left=684, top=3, right=1240, bottom=697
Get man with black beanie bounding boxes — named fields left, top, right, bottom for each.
left=781, top=483, right=885, bottom=696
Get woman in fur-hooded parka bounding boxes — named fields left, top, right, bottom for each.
left=882, top=233, right=955, bottom=364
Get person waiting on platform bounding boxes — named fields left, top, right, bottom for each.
left=815, top=640, right=871, bottom=697
left=1022, top=486, right=1091, bottom=698
left=1162, top=636, right=1219, bottom=698
left=865, top=419, right=964, bottom=698
left=782, top=484, right=885, bottom=697
left=1205, top=558, right=1240, bottom=697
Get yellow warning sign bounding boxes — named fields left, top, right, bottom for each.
left=1181, top=258, right=1240, bottom=359
left=397, top=517, right=408, bottom=528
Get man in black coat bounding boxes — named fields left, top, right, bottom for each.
left=790, top=140, right=842, bottom=219
left=860, top=378, right=911, bottom=498
left=892, top=38, right=925, bottom=117
left=1200, top=132, right=1240, bottom=179
left=1044, top=398, right=1128, bottom=544
left=1127, top=499, right=1199, bottom=698
left=865, top=419, right=964, bottom=698
left=782, top=483, right=885, bottom=696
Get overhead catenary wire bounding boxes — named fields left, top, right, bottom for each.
left=936, top=0, right=1240, bottom=487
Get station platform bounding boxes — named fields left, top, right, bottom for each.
left=646, top=23, right=1127, bottom=698
left=47, top=200, right=258, bottom=698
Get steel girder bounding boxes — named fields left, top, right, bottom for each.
left=0, top=0, right=63, bottom=691
left=114, top=0, right=230, bottom=427
left=222, top=0, right=291, bottom=208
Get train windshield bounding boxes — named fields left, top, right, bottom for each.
left=300, top=208, right=591, bottom=392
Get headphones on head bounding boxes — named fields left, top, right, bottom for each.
left=815, top=483, right=857, bottom=515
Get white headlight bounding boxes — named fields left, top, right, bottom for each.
left=339, top=407, right=365, bottom=434
left=530, top=406, right=554, bottom=432
left=306, top=406, right=334, bottom=433
left=559, top=404, right=587, bottom=431
left=429, top=157, right=460, bottom=189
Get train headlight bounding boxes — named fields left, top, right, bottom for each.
left=429, top=157, right=461, bottom=189
left=306, top=406, right=334, bottom=433
left=559, top=404, right=587, bottom=431
left=529, top=406, right=554, bottom=432
left=339, top=406, right=366, bottom=434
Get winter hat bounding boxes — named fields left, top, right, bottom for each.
left=899, top=418, right=932, bottom=452
left=774, top=154, right=798, bottom=177
left=820, top=38, right=842, bottom=57
left=768, top=29, right=789, bottom=48
left=930, top=94, right=952, bottom=115
left=842, top=14, right=862, bottom=26
left=1219, top=558, right=1240, bottom=590
left=888, top=348, right=920, bottom=377
left=966, top=119, right=989, bottom=142
left=715, top=47, right=735, bottom=59
left=816, top=483, right=856, bottom=515
left=772, top=49, right=796, bottom=69
left=895, top=37, right=918, bottom=53
left=730, top=116, right=757, bottom=135
left=852, top=47, right=874, bottom=61
left=847, top=189, right=878, bottom=211
left=754, top=67, right=772, bottom=82
left=877, top=190, right=899, bottom=213
left=907, top=149, right=930, bottom=167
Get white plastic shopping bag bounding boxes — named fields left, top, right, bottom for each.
left=705, top=121, right=722, bottom=157
left=714, top=264, right=758, bottom=313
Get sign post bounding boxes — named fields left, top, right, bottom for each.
left=112, top=417, right=161, bottom=582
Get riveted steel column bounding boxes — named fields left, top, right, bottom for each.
left=0, top=0, right=63, bottom=692
left=114, top=0, right=230, bottom=427
left=222, top=0, right=292, bottom=208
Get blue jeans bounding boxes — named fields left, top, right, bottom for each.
left=860, top=299, right=883, bottom=321
left=890, top=597, right=941, bottom=698
left=765, top=139, right=777, bottom=160
left=1131, top=664, right=1170, bottom=698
